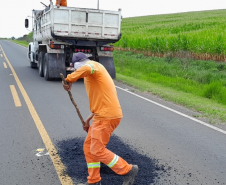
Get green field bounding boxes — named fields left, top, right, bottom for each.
left=114, top=50, right=226, bottom=123
left=115, top=9, right=226, bottom=59
left=112, top=9, right=226, bottom=123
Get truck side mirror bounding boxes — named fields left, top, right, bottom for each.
left=25, top=19, right=29, bottom=28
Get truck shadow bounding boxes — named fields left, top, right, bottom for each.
left=56, top=135, right=166, bottom=185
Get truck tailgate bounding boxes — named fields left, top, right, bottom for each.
left=50, top=7, right=121, bottom=40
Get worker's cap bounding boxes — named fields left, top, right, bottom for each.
left=72, top=52, right=88, bottom=63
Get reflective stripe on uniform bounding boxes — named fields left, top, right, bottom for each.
left=87, top=162, right=101, bottom=168
left=85, top=63, right=95, bottom=74
left=107, top=154, right=119, bottom=168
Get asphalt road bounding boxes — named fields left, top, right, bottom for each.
left=0, top=40, right=226, bottom=185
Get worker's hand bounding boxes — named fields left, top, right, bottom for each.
left=83, top=119, right=90, bottom=133
left=57, top=4, right=60, bottom=8
left=62, top=81, right=72, bottom=91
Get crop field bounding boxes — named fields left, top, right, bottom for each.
left=115, top=9, right=226, bottom=60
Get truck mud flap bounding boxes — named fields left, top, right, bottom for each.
left=44, top=53, right=66, bottom=80
left=98, top=57, right=116, bottom=79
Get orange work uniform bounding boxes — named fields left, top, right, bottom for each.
left=56, top=0, right=67, bottom=6
left=66, top=61, right=132, bottom=184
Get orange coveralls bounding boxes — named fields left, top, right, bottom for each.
left=66, top=61, right=132, bottom=184
left=56, top=0, right=67, bottom=6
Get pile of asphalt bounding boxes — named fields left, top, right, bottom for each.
left=56, top=135, right=167, bottom=185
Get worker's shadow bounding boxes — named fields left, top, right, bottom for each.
left=56, top=135, right=164, bottom=185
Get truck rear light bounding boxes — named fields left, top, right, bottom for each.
left=50, top=44, right=55, bottom=49
left=50, top=44, right=64, bottom=49
left=100, top=47, right=114, bottom=52
left=50, top=41, right=54, bottom=44
left=74, top=48, right=92, bottom=53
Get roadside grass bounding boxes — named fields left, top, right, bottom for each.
left=11, top=40, right=29, bottom=47
left=114, top=50, right=226, bottom=124
left=116, top=74, right=226, bottom=124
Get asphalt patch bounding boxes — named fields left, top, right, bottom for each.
left=56, top=135, right=165, bottom=185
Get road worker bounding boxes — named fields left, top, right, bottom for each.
left=62, top=52, right=138, bottom=185
left=50, top=0, right=67, bottom=8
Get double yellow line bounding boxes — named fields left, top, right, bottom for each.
left=0, top=44, right=74, bottom=185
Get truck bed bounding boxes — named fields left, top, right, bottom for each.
left=34, top=4, right=122, bottom=42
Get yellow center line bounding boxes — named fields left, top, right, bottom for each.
left=10, top=85, right=22, bottom=107
left=0, top=45, right=74, bottom=185
left=3, top=62, right=7, bottom=68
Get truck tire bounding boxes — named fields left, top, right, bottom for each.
left=38, top=52, right=45, bottom=77
left=44, top=53, right=66, bottom=81
left=44, top=54, right=50, bottom=81
left=30, top=61, right=37, bottom=68
left=28, top=50, right=37, bottom=68
left=98, top=57, right=116, bottom=79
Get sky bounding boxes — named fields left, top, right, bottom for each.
left=0, top=0, right=225, bottom=38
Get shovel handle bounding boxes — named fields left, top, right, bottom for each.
left=60, top=73, right=85, bottom=126
left=60, top=73, right=68, bottom=85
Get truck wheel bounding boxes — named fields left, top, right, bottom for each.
left=38, top=52, right=45, bottom=77
left=29, top=51, right=37, bottom=68
left=98, top=57, right=116, bottom=79
left=44, top=53, right=51, bottom=81
left=30, top=61, right=37, bottom=68
left=43, top=53, right=66, bottom=81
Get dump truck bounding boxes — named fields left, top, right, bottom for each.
left=25, top=1, right=122, bottom=80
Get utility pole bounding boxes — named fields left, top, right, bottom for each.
left=97, top=0, right=99, bottom=9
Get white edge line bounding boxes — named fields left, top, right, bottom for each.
left=116, top=86, right=226, bottom=135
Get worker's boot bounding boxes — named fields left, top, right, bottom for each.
left=77, top=181, right=101, bottom=185
left=122, top=165, right=139, bottom=185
